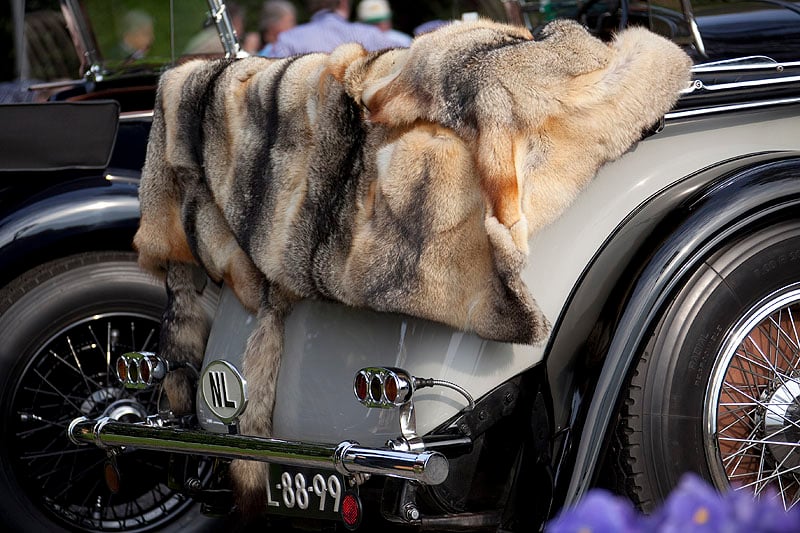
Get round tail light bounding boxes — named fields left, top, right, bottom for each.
left=340, top=491, right=362, bottom=530
left=140, top=358, right=152, bottom=384
left=116, top=356, right=128, bottom=382
left=354, top=372, right=368, bottom=401
left=384, top=374, right=398, bottom=403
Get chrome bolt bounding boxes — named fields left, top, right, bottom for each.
left=185, top=478, right=202, bottom=492
left=403, top=504, right=420, bottom=521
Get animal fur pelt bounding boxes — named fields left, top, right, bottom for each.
left=133, top=19, right=691, bottom=511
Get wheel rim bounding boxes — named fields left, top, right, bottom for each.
left=706, top=283, right=800, bottom=509
left=9, top=312, right=202, bottom=532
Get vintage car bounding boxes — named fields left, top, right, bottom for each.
left=0, top=0, right=798, bottom=532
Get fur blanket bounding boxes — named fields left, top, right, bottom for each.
left=133, top=19, right=691, bottom=509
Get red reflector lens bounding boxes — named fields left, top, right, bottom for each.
left=340, top=492, right=362, bottom=530
left=116, top=357, right=128, bottom=382
left=385, top=375, right=398, bottom=403
left=140, top=359, right=151, bottom=384
left=104, top=461, right=121, bottom=494
left=354, top=373, right=368, bottom=401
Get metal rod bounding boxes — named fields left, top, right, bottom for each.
left=68, top=417, right=448, bottom=485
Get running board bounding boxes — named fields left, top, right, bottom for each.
left=67, top=416, right=449, bottom=485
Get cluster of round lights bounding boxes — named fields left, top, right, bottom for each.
left=353, top=367, right=412, bottom=408
left=116, top=352, right=166, bottom=388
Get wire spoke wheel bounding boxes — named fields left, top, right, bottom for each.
left=9, top=312, right=202, bottom=531
left=707, top=284, right=800, bottom=510
left=616, top=220, right=800, bottom=512
left=0, top=252, right=219, bottom=532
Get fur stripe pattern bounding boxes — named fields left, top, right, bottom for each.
left=133, top=18, right=692, bottom=508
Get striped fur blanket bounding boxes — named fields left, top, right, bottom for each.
left=133, top=19, right=691, bottom=509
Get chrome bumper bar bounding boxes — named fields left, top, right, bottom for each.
left=67, top=416, right=448, bottom=485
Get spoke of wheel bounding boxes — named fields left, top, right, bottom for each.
left=733, top=348, right=769, bottom=396
left=726, top=358, right=772, bottom=390
left=51, top=457, right=105, bottom=500
left=21, top=447, right=96, bottom=461
left=32, top=369, right=83, bottom=414
left=717, top=403, right=757, bottom=436
left=719, top=433, right=800, bottom=449
left=48, top=349, right=103, bottom=392
left=66, top=335, right=94, bottom=397
left=788, top=306, right=800, bottom=369
left=740, top=451, right=800, bottom=492
left=141, top=327, right=156, bottom=352
left=768, top=313, right=800, bottom=356
left=746, top=334, right=791, bottom=389
left=732, top=348, right=781, bottom=389
left=760, top=316, right=798, bottom=374
left=88, top=324, right=112, bottom=388
left=718, top=423, right=798, bottom=464
left=78, top=478, right=102, bottom=514
left=725, top=438, right=761, bottom=477
left=16, top=411, right=75, bottom=438
left=725, top=381, right=800, bottom=432
left=35, top=455, right=98, bottom=481
left=107, top=321, right=114, bottom=389
left=721, top=420, right=761, bottom=465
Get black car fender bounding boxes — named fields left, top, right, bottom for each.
left=541, top=152, right=800, bottom=507
left=0, top=175, right=141, bottom=289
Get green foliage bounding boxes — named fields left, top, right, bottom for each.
left=84, top=0, right=211, bottom=61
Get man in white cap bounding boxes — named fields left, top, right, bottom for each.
left=357, top=0, right=412, bottom=47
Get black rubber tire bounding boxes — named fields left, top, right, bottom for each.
left=618, top=220, right=800, bottom=511
left=0, top=252, right=220, bottom=533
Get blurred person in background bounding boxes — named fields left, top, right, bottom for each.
left=257, top=1, right=297, bottom=56
left=267, top=0, right=399, bottom=57
left=111, top=10, right=154, bottom=62
left=356, top=0, right=411, bottom=47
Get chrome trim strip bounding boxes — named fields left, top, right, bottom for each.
left=666, top=97, right=800, bottom=120
left=120, top=111, right=154, bottom=122
left=68, top=416, right=449, bottom=485
left=692, top=59, right=800, bottom=73
left=682, top=75, right=800, bottom=95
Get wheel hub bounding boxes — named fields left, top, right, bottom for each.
left=763, top=378, right=800, bottom=469
left=103, top=398, right=150, bottom=423
left=80, top=387, right=123, bottom=416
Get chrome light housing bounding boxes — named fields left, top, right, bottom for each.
left=353, top=367, right=413, bottom=408
left=116, top=352, right=168, bottom=389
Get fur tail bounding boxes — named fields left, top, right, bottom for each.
left=159, top=261, right=212, bottom=413
left=230, top=285, right=295, bottom=514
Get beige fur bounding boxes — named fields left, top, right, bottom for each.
left=363, top=19, right=692, bottom=253
left=134, top=19, right=691, bottom=510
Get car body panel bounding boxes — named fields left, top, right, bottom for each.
left=199, top=104, right=800, bottom=449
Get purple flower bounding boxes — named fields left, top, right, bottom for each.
left=725, top=487, right=800, bottom=533
left=545, top=473, right=800, bottom=532
left=648, top=473, right=737, bottom=533
left=545, top=489, right=641, bottom=533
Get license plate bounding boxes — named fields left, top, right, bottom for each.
left=265, top=465, right=347, bottom=519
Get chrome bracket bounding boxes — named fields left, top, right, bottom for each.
left=353, top=367, right=475, bottom=452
